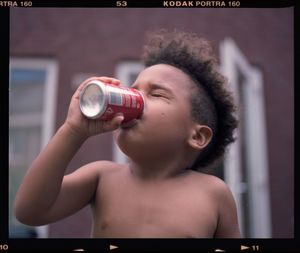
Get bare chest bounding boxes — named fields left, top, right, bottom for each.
left=91, top=176, right=218, bottom=238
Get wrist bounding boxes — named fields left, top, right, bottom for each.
left=61, top=122, right=89, bottom=143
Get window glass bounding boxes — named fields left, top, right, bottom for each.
left=9, top=59, right=57, bottom=238
left=10, top=69, right=46, bottom=114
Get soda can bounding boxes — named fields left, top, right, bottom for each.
left=79, top=80, right=144, bottom=122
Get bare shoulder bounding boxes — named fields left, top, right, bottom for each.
left=188, top=171, right=230, bottom=195
left=92, top=160, right=127, bottom=177
left=188, top=172, right=241, bottom=238
left=204, top=174, right=232, bottom=198
left=191, top=172, right=236, bottom=212
left=80, top=160, right=120, bottom=170
left=205, top=174, right=236, bottom=209
left=67, top=160, right=123, bottom=178
left=62, top=160, right=125, bottom=192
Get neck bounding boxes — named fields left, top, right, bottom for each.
left=128, top=151, right=192, bottom=182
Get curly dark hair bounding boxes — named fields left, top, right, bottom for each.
left=142, top=29, right=238, bottom=170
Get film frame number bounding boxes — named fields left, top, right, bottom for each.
left=0, top=244, right=8, bottom=251
left=116, top=1, right=127, bottom=7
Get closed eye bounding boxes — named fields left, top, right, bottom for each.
left=132, top=83, right=174, bottom=100
left=151, top=92, right=164, bottom=97
left=150, top=90, right=170, bottom=99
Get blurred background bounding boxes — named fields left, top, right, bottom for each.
left=9, top=7, right=293, bottom=238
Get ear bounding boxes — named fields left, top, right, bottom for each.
left=188, top=124, right=213, bottom=151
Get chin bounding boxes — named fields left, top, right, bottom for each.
left=114, top=129, right=140, bottom=158
left=115, top=131, right=181, bottom=163
left=115, top=129, right=161, bottom=161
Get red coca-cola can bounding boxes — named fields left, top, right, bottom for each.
left=79, top=80, right=144, bottom=122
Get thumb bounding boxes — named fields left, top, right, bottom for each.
left=102, top=114, right=124, bottom=132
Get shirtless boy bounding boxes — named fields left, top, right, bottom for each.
left=14, top=30, right=241, bottom=238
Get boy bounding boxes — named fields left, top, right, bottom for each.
left=14, top=30, right=240, bottom=238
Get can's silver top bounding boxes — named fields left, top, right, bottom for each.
left=79, top=81, right=107, bottom=119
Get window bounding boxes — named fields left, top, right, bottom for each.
left=220, top=38, right=271, bottom=238
left=9, top=58, right=58, bottom=238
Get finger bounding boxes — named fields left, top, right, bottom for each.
left=73, top=76, right=122, bottom=100
left=102, top=114, right=124, bottom=132
left=72, top=78, right=94, bottom=99
left=81, top=76, right=121, bottom=89
left=73, top=77, right=104, bottom=99
left=111, top=114, right=125, bottom=128
left=97, top=76, right=121, bottom=85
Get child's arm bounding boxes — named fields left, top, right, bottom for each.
left=14, top=77, right=124, bottom=226
left=213, top=180, right=241, bottom=238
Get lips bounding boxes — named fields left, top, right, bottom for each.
left=120, top=119, right=139, bottom=130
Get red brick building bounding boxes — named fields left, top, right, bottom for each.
left=9, top=7, right=293, bottom=238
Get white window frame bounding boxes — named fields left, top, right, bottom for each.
left=220, top=38, right=272, bottom=238
left=9, top=58, right=59, bottom=238
left=113, top=61, right=144, bottom=164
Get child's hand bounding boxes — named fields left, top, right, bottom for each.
left=64, top=76, right=125, bottom=138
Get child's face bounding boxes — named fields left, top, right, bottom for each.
left=115, top=64, right=197, bottom=160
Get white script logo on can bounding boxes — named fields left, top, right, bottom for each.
left=79, top=80, right=144, bottom=122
